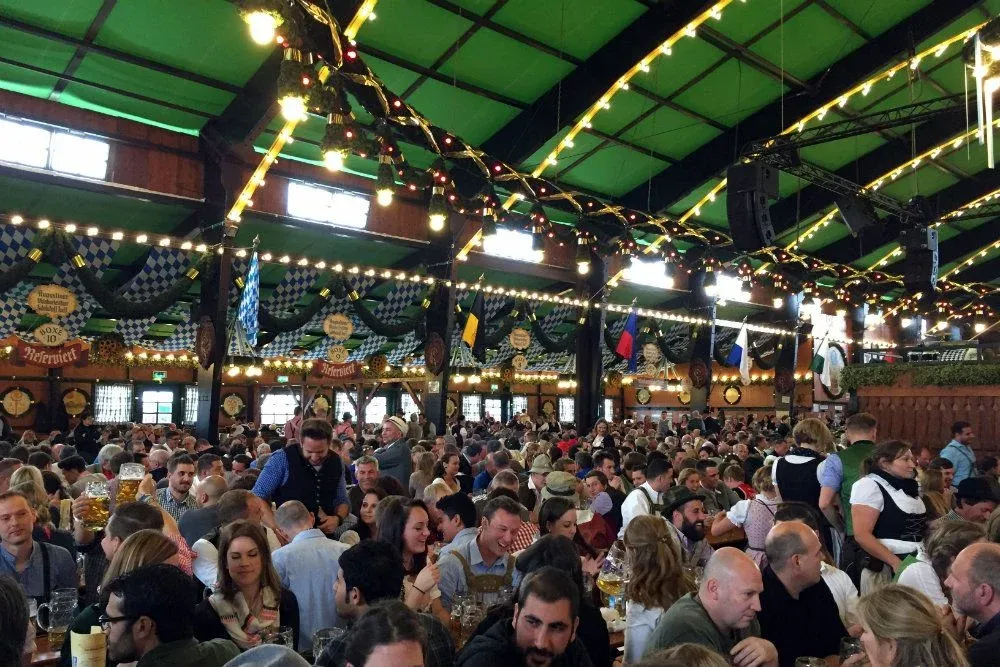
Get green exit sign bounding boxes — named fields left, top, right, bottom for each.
left=152, top=371, right=167, bottom=382
left=277, top=375, right=289, bottom=384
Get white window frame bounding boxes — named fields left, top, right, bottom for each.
left=183, top=386, right=200, bottom=425
left=400, top=393, right=420, bottom=420
left=512, top=395, right=528, bottom=416
left=483, top=228, right=541, bottom=264
left=334, top=391, right=358, bottom=423
left=0, top=117, right=110, bottom=179
left=366, top=396, right=388, bottom=425
left=286, top=181, right=370, bottom=229
left=94, top=383, right=134, bottom=424
left=625, top=257, right=674, bottom=289
left=603, top=398, right=614, bottom=420
left=140, top=389, right=174, bottom=425
left=261, top=393, right=298, bottom=426
left=461, top=394, right=483, bottom=421
left=484, top=398, right=502, bottom=421
left=558, top=397, right=575, bottom=423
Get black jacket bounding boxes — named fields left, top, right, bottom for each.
left=459, top=612, right=597, bottom=667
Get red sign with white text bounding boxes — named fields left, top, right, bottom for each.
left=311, top=360, right=362, bottom=380
left=14, top=339, right=89, bottom=368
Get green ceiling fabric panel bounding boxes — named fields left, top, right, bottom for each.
left=671, top=58, right=787, bottom=128
left=642, top=39, right=727, bottom=100
left=714, top=0, right=808, bottom=44
left=356, top=0, right=473, bottom=68
left=749, top=4, right=865, bottom=81
left=825, top=0, right=936, bottom=39
left=491, top=0, right=646, bottom=61
left=94, top=0, right=271, bottom=86
left=619, top=106, right=722, bottom=161
left=559, top=143, right=669, bottom=198
left=0, top=27, right=77, bottom=98
left=0, top=0, right=106, bottom=39
left=406, top=78, right=520, bottom=145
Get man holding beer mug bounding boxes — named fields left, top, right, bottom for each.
left=0, top=491, right=77, bottom=604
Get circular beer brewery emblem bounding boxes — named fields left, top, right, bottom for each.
left=446, top=397, right=457, bottom=418
left=678, top=390, right=692, bottom=406
left=642, top=343, right=661, bottom=365
left=723, top=385, right=743, bottom=405
left=221, top=393, right=245, bottom=418
left=0, top=387, right=32, bottom=418
left=27, top=284, right=77, bottom=319
left=33, top=323, right=69, bottom=348
left=636, top=387, right=652, bottom=405
left=323, top=313, right=354, bottom=341
left=509, top=328, right=531, bottom=350
left=62, top=388, right=88, bottom=416
left=541, top=399, right=555, bottom=416
left=313, top=394, right=331, bottom=415
left=327, top=345, right=350, bottom=363
left=511, top=354, right=528, bottom=371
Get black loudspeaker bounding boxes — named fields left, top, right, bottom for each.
left=900, top=226, right=939, bottom=295
left=836, top=195, right=877, bottom=236
left=727, top=163, right=778, bottom=251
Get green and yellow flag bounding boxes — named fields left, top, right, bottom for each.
left=462, top=290, right=486, bottom=363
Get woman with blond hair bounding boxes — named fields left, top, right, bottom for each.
left=852, top=585, right=968, bottom=667
left=623, top=516, right=695, bottom=664
left=638, top=643, right=728, bottom=667
left=918, top=468, right=950, bottom=520
left=58, top=529, right=180, bottom=667
left=709, top=466, right=780, bottom=568
left=774, top=417, right=834, bottom=547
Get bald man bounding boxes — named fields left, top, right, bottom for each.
left=944, top=542, right=1000, bottom=667
left=644, top=547, right=778, bottom=667
left=758, top=521, right=847, bottom=667
left=178, top=475, right=228, bottom=546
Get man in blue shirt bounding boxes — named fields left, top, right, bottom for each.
left=253, top=419, right=349, bottom=536
left=942, top=421, right=977, bottom=486
left=472, top=451, right=509, bottom=493
left=437, top=492, right=479, bottom=558
left=438, top=496, right=523, bottom=610
left=272, top=500, right=349, bottom=651
left=0, top=491, right=77, bottom=605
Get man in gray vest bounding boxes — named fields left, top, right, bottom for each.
left=373, top=416, right=411, bottom=488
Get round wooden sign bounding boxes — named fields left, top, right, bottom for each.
left=221, top=393, right=246, bottom=418
left=27, top=284, right=77, bottom=319
left=327, top=345, right=349, bottom=363
left=323, top=313, right=354, bottom=341
left=509, top=328, right=531, bottom=350
left=678, top=390, right=692, bottom=406
left=425, top=333, right=445, bottom=375
left=723, top=385, right=742, bottom=405
left=196, top=316, right=215, bottom=370
left=33, top=323, right=69, bottom=347
left=445, top=397, right=457, bottom=418
left=541, top=399, right=555, bottom=416
left=0, top=387, right=32, bottom=418
left=511, top=354, right=528, bottom=371
left=62, top=388, right=88, bottom=416
left=636, top=387, right=651, bottom=405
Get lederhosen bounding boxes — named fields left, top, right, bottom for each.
left=638, top=486, right=664, bottom=516
left=865, top=476, right=927, bottom=573
left=452, top=551, right=514, bottom=607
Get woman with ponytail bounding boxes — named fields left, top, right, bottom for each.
left=849, top=440, right=928, bottom=594
left=622, top=516, right=696, bottom=664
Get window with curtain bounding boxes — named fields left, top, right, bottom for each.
left=558, top=397, right=575, bottom=423
left=183, top=386, right=200, bottom=425
left=334, top=391, right=358, bottom=422
left=261, top=393, right=298, bottom=425
left=400, top=393, right=420, bottom=419
left=461, top=394, right=482, bottom=421
left=513, top=395, right=528, bottom=416
left=366, top=396, right=388, bottom=424
left=484, top=398, right=502, bottom=421
left=603, top=398, right=614, bottom=420
left=94, top=383, right=134, bottom=424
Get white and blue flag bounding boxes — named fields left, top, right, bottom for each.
left=237, top=249, right=260, bottom=346
left=725, top=324, right=751, bottom=386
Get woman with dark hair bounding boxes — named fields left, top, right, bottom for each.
left=345, top=600, right=427, bottom=667
left=0, top=574, right=30, bottom=667
left=538, top=497, right=577, bottom=540
left=375, top=497, right=448, bottom=624
left=850, top=440, right=928, bottom=594
left=194, top=520, right=300, bottom=650
left=467, top=535, right=612, bottom=667
left=356, top=487, right=387, bottom=540
left=431, top=453, right=461, bottom=494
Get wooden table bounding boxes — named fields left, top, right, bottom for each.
left=707, top=526, right=746, bottom=548
left=31, top=634, right=59, bottom=667
left=609, top=630, right=624, bottom=649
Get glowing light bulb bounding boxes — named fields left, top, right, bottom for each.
left=376, top=188, right=394, bottom=207
left=428, top=213, right=446, bottom=232
left=244, top=11, right=279, bottom=45
left=323, top=149, right=346, bottom=173
left=772, top=297, right=784, bottom=308
left=577, top=260, right=591, bottom=275
left=226, top=366, right=241, bottom=378
left=278, top=95, right=307, bottom=121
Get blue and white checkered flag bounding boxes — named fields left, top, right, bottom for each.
left=238, top=249, right=260, bottom=346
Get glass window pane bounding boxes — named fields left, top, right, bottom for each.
left=184, top=386, right=200, bottom=425
left=484, top=398, right=502, bottom=420
left=261, top=394, right=298, bottom=427
left=483, top=228, right=540, bottom=264
left=0, top=119, right=50, bottom=168
left=334, top=392, right=357, bottom=422
left=94, top=383, right=133, bottom=423
left=513, top=395, right=528, bottom=415
left=366, top=396, right=388, bottom=425
left=558, top=397, right=575, bottom=422
left=287, top=181, right=370, bottom=229
left=461, top=395, right=482, bottom=421
left=50, top=132, right=110, bottom=179
left=603, top=398, right=614, bottom=420
left=400, top=393, right=420, bottom=419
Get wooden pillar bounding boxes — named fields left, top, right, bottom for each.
left=194, top=135, right=236, bottom=444
left=422, top=214, right=456, bottom=435
left=575, top=256, right=605, bottom=436
left=687, top=268, right=717, bottom=412
left=773, top=293, right=802, bottom=417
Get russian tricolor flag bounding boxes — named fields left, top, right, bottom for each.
left=616, top=310, right=639, bottom=372
left=726, top=324, right=751, bottom=385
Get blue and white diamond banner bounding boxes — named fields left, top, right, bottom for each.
left=54, top=236, right=119, bottom=337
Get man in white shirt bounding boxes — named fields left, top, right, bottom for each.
left=619, top=457, right=673, bottom=538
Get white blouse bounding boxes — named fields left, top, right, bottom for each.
left=624, top=600, right=665, bottom=664
left=849, top=474, right=926, bottom=554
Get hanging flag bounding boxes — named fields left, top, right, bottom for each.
left=810, top=337, right=828, bottom=376
left=238, top=249, right=260, bottom=346
left=461, top=290, right=486, bottom=363
left=726, top=324, right=751, bottom=385
left=615, top=309, right=639, bottom=372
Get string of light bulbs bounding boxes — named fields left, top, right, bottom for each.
left=3, top=214, right=217, bottom=253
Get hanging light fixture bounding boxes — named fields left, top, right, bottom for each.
left=703, top=265, right=717, bottom=297
left=277, top=49, right=312, bottom=122
left=576, top=234, right=592, bottom=275
left=428, top=186, right=448, bottom=232
left=374, top=153, right=395, bottom=206
left=529, top=204, right=548, bottom=262
left=970, top=20, right=1000, bottom=168
left=480, top=188, right=498, bottom=240
left=239, top=0, right=284, bottom=45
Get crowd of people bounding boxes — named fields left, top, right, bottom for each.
left=0, top=406, right=999, bottom=667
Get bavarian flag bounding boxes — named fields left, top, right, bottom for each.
left=462, top=290, right=486, bottom=363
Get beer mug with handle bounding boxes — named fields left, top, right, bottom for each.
left=37, top=588, right=77, bottom=649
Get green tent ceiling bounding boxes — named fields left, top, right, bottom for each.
left=1, top=0, right=1000, bottom=354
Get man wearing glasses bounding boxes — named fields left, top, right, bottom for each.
left=101, top=563, right=238, bottom=666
